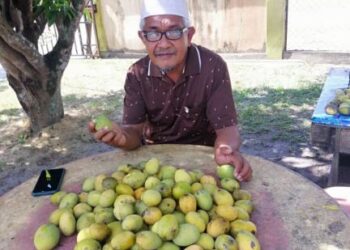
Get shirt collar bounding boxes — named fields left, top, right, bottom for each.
left=147, top=44, right=202, bottom=77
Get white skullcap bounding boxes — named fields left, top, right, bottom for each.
left=140, top=0, right=190, bottom=23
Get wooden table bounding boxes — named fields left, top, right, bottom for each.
left=1, top=145, right=350, bottom=250
left=311, top=67, right=350, bottom=186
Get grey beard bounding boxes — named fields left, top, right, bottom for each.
left=160, top=66, right=176, bottom=74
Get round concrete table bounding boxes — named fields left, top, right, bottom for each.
left=1, top=145, right=350, bottom=250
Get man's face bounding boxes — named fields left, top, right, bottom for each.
left=139, top=15, right=195, bottom=73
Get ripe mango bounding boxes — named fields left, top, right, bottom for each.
left=114, top=194, right=135, bottom=205
left=34, top=224, right=60, bottom=250
left=153, top=182, right=172, bottom=198
left=173, top=211, right=186, bottom=224
left=159, top=197, right=176, bottom=214
left=102, top=177, right=118, bottom=190
left=122, top=214, right=144, bottom=232
left=99, top=189, right=116, bottom=208
left=216, top=164, right=235, bottom=179
left=136, top=230, right=163, bottom=249
left=59, top=193, right=79, bottom=209
left=144, top=176, right=160, bottom=189
left=77, top=227, right=92, bottom=243
left=172, top=181, right=191, bottom=199
left=206, top=217, right=230, bottom=238
left=196, top=233, right=214, bottom=250
left=191, top=182, right=203, bottom=193
left=94, top=208, right=115, bottom=224
left=185, top=211, right=206, bottom=232
left=220, top=178, right=240, bottom=192
left=74, top=238, right=101, bottom=250
left=235, top=200, right=254, bottom=214
left=202, top=183, right=218, bottom=195
left=107, top=221, right=123, bottom=241
left=197, top=210, right=209, bottom=224
left=82, top=177, right=95, bottom=192
left=179, top=194, right=197, bottom=213
left=216, top=205, right=238, bottom=221
left=233, top=189, right=252, bottom=201
left=339, top=102, right=350, bottom=115
left=158, top=165, right=177, bottom=180
left=134, top=187, right=145, bottom=200
left=113, top=202, right=134, bottom=220
left=144, top=157, right=160, bottom=175
left=236, top=231, right=261, bottom=250
left=123, top=171, right=147, bottom=189
left=214, top=234, right=238, bottom=250
left=141, top=189, right=162, bottom=206
left=159, top=242, right=180, bottom=250
left=110, top=231, right=136, bottom=250
left=135, top=200, right=148, bottom=216
left=194, top=189, right=213, bottom=211
left=94, top=114, right=113, bottom=131
left=213, top=188, right=234, bottom=206
left=94, top=174, right=107, bottom=192
left=175, top=169, right=192, bottom=184
left=200, top=175, right=217, bottom=186
left=87, top=190, right=102, bottom=207
left=89, top=223, right=110, bottom=241
left=48, top=208, right=71, bottom=225
left=111, top=171, right=125, bottom=183
left=230, top=220, right=257, bottom=236
left=152, top=214, right=179, bottom=240
left=235, top=206, right=250, bottom=220
left=143, top=207, right=162, bottom=225
left=173, top=223, right=200, bottom=247
left=76, top=212, right=95, bottom=232
left=59, top=210, right=76, bottom=236
left=73, top=203, right=93, bottom=218
left=50, top=191, right=67, bottom=205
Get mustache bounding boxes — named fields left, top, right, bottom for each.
left=154, top=49, right=177, bottom=57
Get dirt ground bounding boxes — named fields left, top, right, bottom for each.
left=0, top=58, right=341, bottom=196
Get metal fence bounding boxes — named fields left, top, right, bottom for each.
left=38, top=1, right=99, bottom=58
left=287, top=0, right=350, bottom=52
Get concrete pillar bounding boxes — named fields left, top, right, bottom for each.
left=266, top=0, right=287, bottom=59
left=94, top=0, right=108, bottom=54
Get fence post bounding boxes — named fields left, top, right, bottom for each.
left=94, top=0, right=108, bottom=56
left=266, top=0, right=287, bottom=59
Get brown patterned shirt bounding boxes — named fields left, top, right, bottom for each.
left=122, top=45, right=238, bottom=146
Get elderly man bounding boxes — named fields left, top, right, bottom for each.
left=89, top=0, right=252, bottom=181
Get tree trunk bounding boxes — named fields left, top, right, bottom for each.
left=0, top=0, right=87, bottom=134
left=7, top=73, right=64, bottom=134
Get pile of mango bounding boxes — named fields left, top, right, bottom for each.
left=33, top=158, right=260, bottom=250
left=325, top=88, right=350, bottom=116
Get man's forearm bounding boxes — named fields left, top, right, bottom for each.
left=215, top=125, right=241, bottom=152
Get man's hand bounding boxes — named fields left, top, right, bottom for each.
left=215, top=145, right=252, bottom=182
left=88, top=121, right=127, bottom=147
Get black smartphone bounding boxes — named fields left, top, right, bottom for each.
left=32, top=168, right=65, bottom=196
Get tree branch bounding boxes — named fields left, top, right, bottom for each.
left=0, top=15, right=47, bottom=78
left=0, top=36, right=43, bottom=81
left=45, top=0, right=87, bottom=71
left=0, top=52, right=21, bottom=82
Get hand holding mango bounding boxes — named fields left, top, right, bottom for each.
left=93, top=114, right=113, bottom=131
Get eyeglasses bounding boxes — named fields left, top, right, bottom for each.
left=142, top=27, right=188, bottom=42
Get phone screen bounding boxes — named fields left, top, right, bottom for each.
left=32, top=168, right=65, bottom=196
